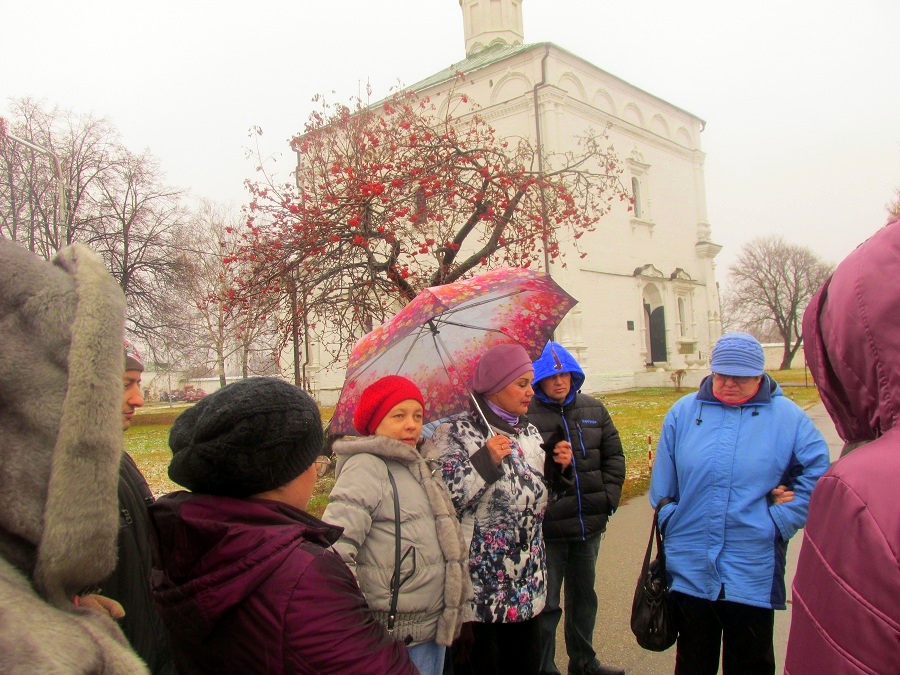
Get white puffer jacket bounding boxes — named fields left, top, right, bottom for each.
left=323, top=435, right=470, bottom=646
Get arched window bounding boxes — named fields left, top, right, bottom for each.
left=631, top=176, right=642, bottom=219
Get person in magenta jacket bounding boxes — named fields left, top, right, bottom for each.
left=148, top=378, right=416, bottom=675
left=785, top=216, right=900, bottom=675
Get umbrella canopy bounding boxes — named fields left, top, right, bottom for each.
left=329, top=267, right=577, bottom=436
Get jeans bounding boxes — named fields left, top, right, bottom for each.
left=408, top=640, right=446, bottom=675
left=670, top=591, right=775, bottom=675
left=538, top=533, right=603, bottom=675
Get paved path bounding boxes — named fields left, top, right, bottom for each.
left=551, top=403, right=843, bottom=674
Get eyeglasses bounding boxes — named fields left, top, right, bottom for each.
left=712, top=372, right=758, bottom=385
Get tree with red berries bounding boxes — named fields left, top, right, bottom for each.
left=237, top=79, right=630, bottom=364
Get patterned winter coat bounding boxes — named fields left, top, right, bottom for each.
left=432, top=395, right=565, bottom=624
left=323, top=435, right=470, bottom=646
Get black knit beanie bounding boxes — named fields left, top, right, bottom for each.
left=168, top=377, right=324, bottom=497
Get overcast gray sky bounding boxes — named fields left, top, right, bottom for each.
left=3, top=0, right=899, bottom=278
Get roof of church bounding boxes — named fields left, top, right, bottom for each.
left=405, top=41, right=540, bottom=91
left=404, top=40, right=703, bottom=124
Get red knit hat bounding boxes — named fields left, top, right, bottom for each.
left=353, top=375, right=426, bottom=436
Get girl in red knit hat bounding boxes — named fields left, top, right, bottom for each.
left=323, top=375, right=471, bottom=675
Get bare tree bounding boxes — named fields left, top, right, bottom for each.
left=1, top=99, right=198, bottom=353
left=186, top=200, right=282, bottom=386
left=87, top=148, right=195, bottom=348
left=724, top=236, right=833, bottom=369
left=1, top=98, right=119, bottom=255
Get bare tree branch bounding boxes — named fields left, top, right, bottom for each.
left=723, top=236, right=833, bottom=369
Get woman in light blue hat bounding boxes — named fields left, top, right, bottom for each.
left=648, top=332, right=830, bottom=675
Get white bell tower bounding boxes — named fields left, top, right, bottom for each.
left=459, top=0, right=524, bottom=56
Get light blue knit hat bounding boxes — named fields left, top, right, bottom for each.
left=710, top=332, right=765, bottom=377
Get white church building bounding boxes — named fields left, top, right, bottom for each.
left=302, top=0, right=723, bottom=403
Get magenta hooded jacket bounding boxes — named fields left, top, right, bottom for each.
left=148, top=491, right=416, bottom=675
left=785, top=217, right=900, bottom=674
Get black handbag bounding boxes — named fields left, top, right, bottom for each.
left=630, top=498, right=677, bottom=651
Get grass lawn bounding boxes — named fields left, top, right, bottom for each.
left=127, top=374, right=820, bottom=517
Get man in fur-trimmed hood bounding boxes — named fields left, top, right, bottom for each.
left=0, top=238, right=147, bottom=673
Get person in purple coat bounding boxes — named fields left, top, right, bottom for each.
left=785, top=216, right=900, bottom=675
left=148, top=377, right=416, bottom=675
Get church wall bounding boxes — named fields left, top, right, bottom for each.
left=413, top=46, right=720, bottom=391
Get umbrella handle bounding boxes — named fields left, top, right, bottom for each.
left=469, top=391, right=496, bottom=438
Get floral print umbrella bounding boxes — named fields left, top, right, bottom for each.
left=329, top=267, right=577, bottom=435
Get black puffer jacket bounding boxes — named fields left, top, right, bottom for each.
left=101, top=454, right=177, bottom=674
left=529, top=343, right=626, bottom=541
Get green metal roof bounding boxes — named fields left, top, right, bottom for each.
left=402, top=39, right=703, bottom=124
left=405, top=41, right=543, bottom=92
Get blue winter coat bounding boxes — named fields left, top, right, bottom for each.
left=649, top=375, right=830, bottom=610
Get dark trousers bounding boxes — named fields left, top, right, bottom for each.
left=456, top=618, right=542, bottom=675
left=670, top=591, right=775, bottom=675
left=538, top=534, right=603, bottom=674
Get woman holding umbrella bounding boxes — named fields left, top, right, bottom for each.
left=432, top=343, right=573, bottom=675
left=323, top=376, right=470, bottom=675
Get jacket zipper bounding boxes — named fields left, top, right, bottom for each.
left=560, top=407, right=586, bottom=540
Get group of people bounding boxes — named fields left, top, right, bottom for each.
left=2, top=215, right=898, bottom=675
left=147, top=339, right=627, bottom=675
left=0, top=236, right=627, bottom=675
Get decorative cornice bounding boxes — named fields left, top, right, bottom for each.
left=630, top=217, right=655, bottom=234
left=633, top=263, right=664, bottom=278
left=695, top=240, right=723, bottom=259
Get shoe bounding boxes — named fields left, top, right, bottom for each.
left=583, top=662, right=625, bottom=675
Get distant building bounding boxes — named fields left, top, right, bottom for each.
left=300, top=0, right=722, bottom=403
left=761, top=343, right=807, bottom=371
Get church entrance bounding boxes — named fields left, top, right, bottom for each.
left=642, top=285, right=668, bottom=365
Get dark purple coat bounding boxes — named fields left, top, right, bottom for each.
left=785, top=217, right=900, bottom=674
left=148, top=491, right=416, bottom=675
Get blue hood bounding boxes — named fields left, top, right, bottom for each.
left=532, top=342, right=585, bottom=406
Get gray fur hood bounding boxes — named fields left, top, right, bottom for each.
left=0, top=240, right=145, bottom=672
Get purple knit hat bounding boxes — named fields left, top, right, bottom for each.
left=472, top=343, right=534, bottom=396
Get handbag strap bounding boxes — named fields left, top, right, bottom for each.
left=644, top=497, right=674, bottom=568
left=384, top=463, right=401, bottom=634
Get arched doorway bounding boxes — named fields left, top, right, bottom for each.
left=642, top=284, right=667, bottom=365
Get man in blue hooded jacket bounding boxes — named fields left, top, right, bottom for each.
left=528, top=342, right=626, bottom=675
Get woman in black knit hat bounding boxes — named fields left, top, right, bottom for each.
left=147, top=377, right=416, bottom=674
